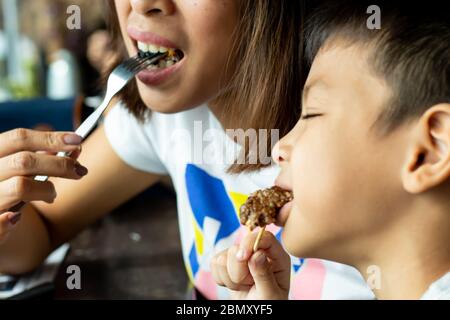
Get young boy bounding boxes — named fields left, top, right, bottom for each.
left=211, top=0, right=450, bottom=299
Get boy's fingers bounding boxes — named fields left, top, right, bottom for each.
left=238, top=229, right=260, bottom=258
left=244, top=231, right=291, bottom=291
left=248, top=250, right=280, bottom=295
left=239, top=230, right=290, bottom=271
left=227, top=245, right=253, bottom=284
left=212, top=231, right=291, bottom=295
left=216, top=253, right=240, bottom=291
left=215, top=251, right=251, bottom=291
left=211, top=254, right=225, bottom=286
left=251, top=232, right=291, bottom=271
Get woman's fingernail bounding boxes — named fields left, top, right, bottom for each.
left=236, top=248, right=247, bottom=261
left=8, top=212, right=22, bottom=225
left=74, top=163, right=88, bottom=177
left=64, top=134, right=82, bottom=145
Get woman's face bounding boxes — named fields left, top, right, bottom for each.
left=114, top=0, right=238, bottom=113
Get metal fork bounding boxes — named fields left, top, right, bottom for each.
left=8, top=52, right=167, bottom=213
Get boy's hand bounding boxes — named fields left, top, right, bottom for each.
left=211, top=230, right=290, bottom=300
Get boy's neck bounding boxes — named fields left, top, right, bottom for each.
left=356, top=203, right=450, bottom=300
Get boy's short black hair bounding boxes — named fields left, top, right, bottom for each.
left=305, top=0, right=450, bottom=134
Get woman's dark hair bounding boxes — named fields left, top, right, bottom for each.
left=305, top=0, right=450, bottom=134
left=105, top=0, right=312, bottom=173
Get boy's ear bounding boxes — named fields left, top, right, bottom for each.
left=402, top=104, right=450, bottom=194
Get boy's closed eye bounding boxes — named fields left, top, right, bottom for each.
left=300, top=113, right=323, bottom=120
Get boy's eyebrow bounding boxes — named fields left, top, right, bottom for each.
left=302, top=79, right=327, bottom=105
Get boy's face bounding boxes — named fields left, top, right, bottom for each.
left=274, top=41, right=413, bottom=262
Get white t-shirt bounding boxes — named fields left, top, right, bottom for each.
left=421, top=272, right=450, bottom=300
left=103, top=102, right=375, bottom=300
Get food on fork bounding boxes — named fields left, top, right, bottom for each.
left=137, top=41, right=184, bottom=69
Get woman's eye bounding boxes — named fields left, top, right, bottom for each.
left=300, top=114, right=322, bottom=120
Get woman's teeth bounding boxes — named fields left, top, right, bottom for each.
left=137, top=41, right=182, bottom=70
left=137, top=41, right=171, bottom=54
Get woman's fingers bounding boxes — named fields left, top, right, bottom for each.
left=69, top=145, right=82, bottom=161
left=0, top=129, right=82, bottom=158
left=0, top=177, right=57, bottom=211
left=0, top=151, right=88, bottom=181
left=0, top=211, right=21, bottom=244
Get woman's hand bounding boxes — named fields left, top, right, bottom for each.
left=211, top=230, right=291, bottom=300
left=0, top=128, right=87, bottom=244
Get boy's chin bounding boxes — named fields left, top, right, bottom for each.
left=281, top=230, right=315, bottom=258
left=282, top=225, right=335, bottom=260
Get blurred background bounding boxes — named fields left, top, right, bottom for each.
left=0, top=0, right=113, bottom=133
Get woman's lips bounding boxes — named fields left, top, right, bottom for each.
left=127, top=26, right=179, bottom=49
left=136, top=58, right=185, bottom=86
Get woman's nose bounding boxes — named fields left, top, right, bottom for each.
left=130, top=0, right=175, bottom=16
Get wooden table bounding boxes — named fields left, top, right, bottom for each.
left=53, top=184, right=189, bottom=299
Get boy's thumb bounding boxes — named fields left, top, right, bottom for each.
left=249, top=251, right=279, bottom=294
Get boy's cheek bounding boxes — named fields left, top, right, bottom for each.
left=286, top=156, right=335, bottom=250
left=281, top=202, right=337, bottom=257
left=288, top=140, right=366, bottom=252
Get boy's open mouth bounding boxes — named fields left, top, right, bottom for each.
left=137, top=41, right=184, bottom=70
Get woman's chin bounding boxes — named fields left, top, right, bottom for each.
left=142, top=103, right=180, bottom=114
left=138, top=95, right=188, bottom=114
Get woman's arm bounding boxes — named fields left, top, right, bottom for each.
left=0, top=125, right=162, bottom=274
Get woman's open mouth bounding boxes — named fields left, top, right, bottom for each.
left=137, top=41, right=185, bottom=70
left=135, top=41, right=185, bottom=86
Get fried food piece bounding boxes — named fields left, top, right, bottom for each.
left=240, top=186, right=293, bottom=231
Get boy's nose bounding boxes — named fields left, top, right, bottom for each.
left=130, top=0, right=175, bottom=16
left=272, top=138, right=291, bottom=165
